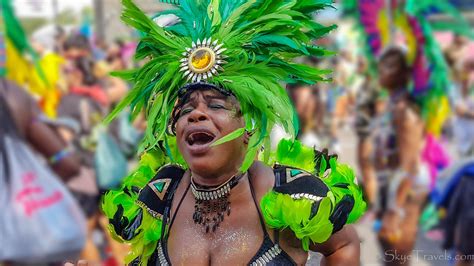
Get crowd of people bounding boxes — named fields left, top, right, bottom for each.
left=2, top=26, right=142, bottom=264
left=1, top=0, right=474, bottom=265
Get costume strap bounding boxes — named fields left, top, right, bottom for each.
left=166, top=180, right=191, bottom=238
left=248, top=171, right=269, bottom=236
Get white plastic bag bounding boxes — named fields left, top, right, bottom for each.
left=0, top=136, right=87, bottom=263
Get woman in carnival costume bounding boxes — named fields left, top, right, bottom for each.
left=344, top=0, right=473, bottom=264
left=102, top=0, right=366, bottom=265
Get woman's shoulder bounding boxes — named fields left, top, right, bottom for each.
left=136, top=164, right=186, bottom=217
left=249, top=161, right=276, bottom=193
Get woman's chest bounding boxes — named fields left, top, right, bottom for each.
left=166, top=197, right=267, bottom=265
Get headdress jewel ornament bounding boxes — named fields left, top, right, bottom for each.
left=106, top=0, right=335, bottom=172
left=180, top=37, right=227, bottom=82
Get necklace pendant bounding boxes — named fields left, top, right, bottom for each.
left=190, top=172, right=246, bottom=233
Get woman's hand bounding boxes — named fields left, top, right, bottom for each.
left=379, top=209, right=403, bottom=243
left=312, top=225, right=361, bottom=266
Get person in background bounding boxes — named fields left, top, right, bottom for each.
left=363, top=47, right=430, bottom=265
left=1, top=78, right=80, bottom=181
left=354, top=77, right=380, bottom=219
left=449, top=58, right=474, bottom=157
left=92, top=38, right=109, bottom=61
left=94, top=59, right=133, bottom=264
left=445, top=35, right=468, bottom=69
left=106, top=39, right=126, bottom=71
left=329, top=51, right=355, bottom=153
left=63, top=34, right=93, bottom=61
left=57, top=54, right=108, bottom=264
left=290, top=83, right=321, bottom=148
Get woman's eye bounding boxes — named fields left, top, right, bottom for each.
left=209, top=104, right=225, bottom=109
left=180, top=108, right=193, bottom=116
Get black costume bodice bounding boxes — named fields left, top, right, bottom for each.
left=132, top=165, right=298, bottom=265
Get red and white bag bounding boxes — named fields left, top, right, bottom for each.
left=0, top=94, right=86, bottom=263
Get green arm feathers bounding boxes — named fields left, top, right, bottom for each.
left=261, top=139, right=366, bottom=251
left=102, top=149, right=171, bottom=265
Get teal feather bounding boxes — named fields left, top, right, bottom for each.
left=252, top=35, right=310, bottom=55
left=218, top=0, right=247, bottom=22
left=158, top=0, right=180, bottom=4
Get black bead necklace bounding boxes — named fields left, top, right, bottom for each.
left=191, top=172, right=246, bottom=233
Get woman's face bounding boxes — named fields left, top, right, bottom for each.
left=175, top=89, right=247, bottom=177
left=378, top=53, right=408, bottom=89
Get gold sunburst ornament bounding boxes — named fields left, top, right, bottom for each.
left=179, top=38, right=227, bottom=82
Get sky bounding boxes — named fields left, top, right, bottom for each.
left=14, top=0, right=92, bottom=18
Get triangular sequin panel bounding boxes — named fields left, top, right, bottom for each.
left=148, top=178, right=172, bottom=201
left=286, top=168, right=311, bottom=183
left=154, top=182, right=165, bottom=193
left=290, top=169, right=303, bottom=177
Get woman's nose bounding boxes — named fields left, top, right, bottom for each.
left=187, top=105, right=209, bottom=123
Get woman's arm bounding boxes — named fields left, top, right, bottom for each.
left=311, top=225, right=360, bottom=266
left=8, top=82, right=81, bottom=181
left=358, top=137, right=377, bottom=208
left=26, top=120, right=81, bottom=181
left=378, top=105, right=423, bottom=240
left=392, top=106, right=423, bottom=207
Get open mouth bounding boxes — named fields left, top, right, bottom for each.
left=186, top=132, right=216, bottom=146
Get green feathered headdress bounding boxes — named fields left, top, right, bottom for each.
left=107, top=0, right=335, bottom=171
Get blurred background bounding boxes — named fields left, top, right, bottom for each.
left=1, top=0, right=474, bottom=265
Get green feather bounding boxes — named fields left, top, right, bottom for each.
left=158, top=0, right=180, bottom=4
left=208, top=0, right=222, bottom=27
left=253, top=35, right=309, bottom=55
left=217, top=0, right=257, bottom=37
left=210, top=127, right=246, bottom=147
